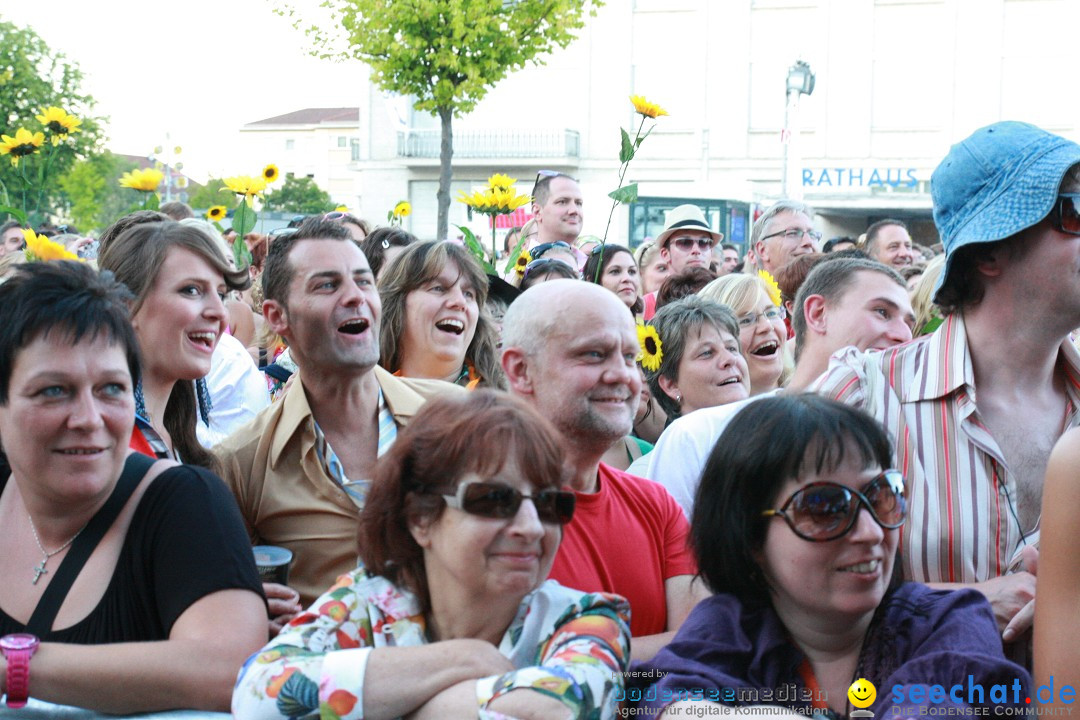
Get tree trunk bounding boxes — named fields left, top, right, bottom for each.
left=437, top=106, right=453, bottom=242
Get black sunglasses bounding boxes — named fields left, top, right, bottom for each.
left=1053, top=194, right=1080, bottom=236
left=429, top=480, right=576, bottom=525
left=761, top=469, right=907, bottom=542
left=522, top=257, right=574, bottom=281
left=530, top=241, right=572, bottom=259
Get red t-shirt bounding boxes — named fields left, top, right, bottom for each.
left=547, top=463, right=697, bottom=636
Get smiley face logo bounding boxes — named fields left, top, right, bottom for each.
left=848, top=678, right=877, bottom=709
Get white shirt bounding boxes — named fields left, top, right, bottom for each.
left=196, top=333, right=271, bottom=448
left=644, top=391, right=780, bottom=518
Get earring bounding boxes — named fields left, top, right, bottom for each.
left=674, top=393, right=682, bottom=404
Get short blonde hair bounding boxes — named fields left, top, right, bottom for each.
left=699, top=274, right=793, bottom=388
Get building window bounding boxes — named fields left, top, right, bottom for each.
left=338, top=136, right=347, bottom=147
left=285, top=139, right=295, bottom=151
left=350, top=138, right=360, bottom=161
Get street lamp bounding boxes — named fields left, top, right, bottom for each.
left=781, top=60, right=815, bottom=199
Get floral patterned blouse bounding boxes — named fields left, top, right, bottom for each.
left=232, top=571, right=632, bottom=719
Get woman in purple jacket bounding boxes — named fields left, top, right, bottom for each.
left=634, top=394, right=1029, bottom=718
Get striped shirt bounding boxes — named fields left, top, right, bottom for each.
left=811, top=314, right=1080, bottom=585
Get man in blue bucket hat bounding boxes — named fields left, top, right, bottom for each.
left=813, top=121, right=1080, bottom=656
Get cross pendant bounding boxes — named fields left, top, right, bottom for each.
left=32, top=561, right=48, bottom=585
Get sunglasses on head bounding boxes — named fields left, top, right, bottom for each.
left=530, top=241, right=572, bottom=259
left=324, top=211, right=348, bottom=221
left=1053, top=194, right=1080, bottom=236
left=522, top=257, right=574, bottom=281
left=531, top=170, right=577, bottom=195
left=429, top=480, right=576, bottom=525
left=761, top=469, right=906, bottom=542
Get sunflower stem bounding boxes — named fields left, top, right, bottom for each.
left=601, top=115, right=648, bottom=251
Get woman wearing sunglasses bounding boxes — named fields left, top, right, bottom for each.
left=635, top=395, right=1027, bottom=718
left=234, top=390, right=631, bottom=719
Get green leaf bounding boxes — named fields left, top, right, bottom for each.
left=502, top=231, right=529, bottom=275
left=635, top=124, right=655, bottom=147
left=143, top=193, right=160, bottom=211
left=456, top=224, right=496, bottom=275
left=0, top=205, right=27, bottom=225
left=232, top=200, right=257, bottom=237
left=232, top=235, right=252, bottom=271
left=619, top=127, right=635, bottom=164
left=608, top=183, right=638, bottom=205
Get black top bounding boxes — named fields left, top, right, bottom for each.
left=0, top=464, right=265, bottom=643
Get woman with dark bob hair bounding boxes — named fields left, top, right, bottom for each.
left=634, top=395, right=1029, bottom=717
left=582, top=243, right=644, bottom=316
left=234, top=390, right=631, bottom=719
left=378, top=240, right=502, bottom=388
left=0, top=261, right=265, bottom=713
left=98, top=220, right=250, bottom=469
left=645, top=296, right=749, bottom=423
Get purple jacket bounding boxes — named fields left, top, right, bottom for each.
left=630, top=582, right=1031, bottom=715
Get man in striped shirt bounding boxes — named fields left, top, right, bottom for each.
left=812, top=121, right=1080, bottom=651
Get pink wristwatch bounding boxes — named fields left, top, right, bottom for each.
left=1, top=633, right=39, bottom=708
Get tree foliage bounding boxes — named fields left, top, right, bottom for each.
left=261, top=175, right=336, bottom=214
left=0, top=17, right=104, bottom=219
left=57, top=152, right=139, bottom=232
left=281, top=0, right=601, bottom=240
left=187, top=178, right=229, bottom=212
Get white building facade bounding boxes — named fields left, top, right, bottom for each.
left=250, top=0, right=1080, bottom=249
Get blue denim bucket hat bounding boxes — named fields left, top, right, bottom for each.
left=931, top=121, right=1080, bottom=301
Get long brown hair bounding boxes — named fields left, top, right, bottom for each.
left=98, top=220, right=250, bottom=471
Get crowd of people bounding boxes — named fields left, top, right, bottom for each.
left=0, top=119, right=1077, bottom=719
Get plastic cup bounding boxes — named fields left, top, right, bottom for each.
left=253, top=545, right=293, bottom=585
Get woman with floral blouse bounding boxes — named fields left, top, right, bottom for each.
left=233, top=390, right=631, bottom=719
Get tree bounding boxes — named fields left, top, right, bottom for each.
left=261, top=175, right=336, bottom=214
left=187, top=178, right=229, bottom=212
left=0, top=17, right=104, bottom=222
left=283, top=0, right=601, bottom=241
left=57, top=152, right=139, bottom=232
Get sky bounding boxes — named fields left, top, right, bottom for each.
left=2, top=0, right=364, bottom=180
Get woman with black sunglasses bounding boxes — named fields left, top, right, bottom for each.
left=234, top=390, right=631, bottom=719
left=632, top=395, right=1028, bottom=718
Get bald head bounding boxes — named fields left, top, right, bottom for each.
left=502, top=279, right=633, bottom=356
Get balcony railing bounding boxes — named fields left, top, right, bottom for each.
left=396, top=128, right=580, bottom=159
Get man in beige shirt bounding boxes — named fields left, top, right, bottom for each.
left=215, top=218, right=461, bottom=629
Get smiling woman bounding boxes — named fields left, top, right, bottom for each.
left=0, top=261, right=265, bottom=713
left=233, top=390, right=631, bottom=719
left=98, top=221, right=250, bottom=468
left=377, top=241, right=503, bottom=388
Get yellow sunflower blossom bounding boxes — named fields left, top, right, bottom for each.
left=35, top=107, right=82, bottom=145
left=24, top=230, right=80, bottom=263
left=393, top=201, right=411, bottom=218
left=262, top=164, right=280, bottom=184
left=487, top=173, right=516, bottom=191
left=0, top=128, right=45, bottom=167
left=514, top=249, right=533, bottom=276
left=758, top=269, right=783, bottom=307
left=637, top=323, right=663, bottom=372
left=334, top=205, right=349, bottom=212
left=118, top=167, right=164, bottom=192
left=221, top=175, right=268, bottom=203
left=206, top=205, right=227, bottom=222
left=630, top=95, right=669, bottom=119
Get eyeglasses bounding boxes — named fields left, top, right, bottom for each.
left=669, top=236, right=715, bottom=252
left=737, top=306, right=786, bottom=329
left=761, top=228, right=823, bottom=244
left=324, top=211, right=348, bottom=221
left=531, top=241, right=572, bottom=259
left=522, top=257, right=573, bottom=281
left=269, top=227, right=299, bottom=239
left=429, top=480, right=576, bottom=525
left=531, top=170, right=576, bottom=196
left=1053, top=194, right=1080, bottom=236
left=762, top=469, right=907, bottom=542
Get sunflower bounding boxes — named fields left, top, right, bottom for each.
left=207, top=205, right=227, bottom=222
left=487, top=173, right=516, bottom=191
left=637, top=324, right=663, bottom=372
left=222, top=175, right=268, bottom=197
left=24, top=230, right=79, bottom=263
left=0, top=128, right=45, bottom=167
left=393, top=201, right=411, bottom=218
left=757, top=269, right=783, bottom=307
left=514, top=250, right=533, bottom=276
left=262, top=164, right=280, bottom=184
left=629, top=95, right=669, bottom=119
left=35, top=107, right=82, bottom=145
left=118, top=168, right=165, bottom=192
